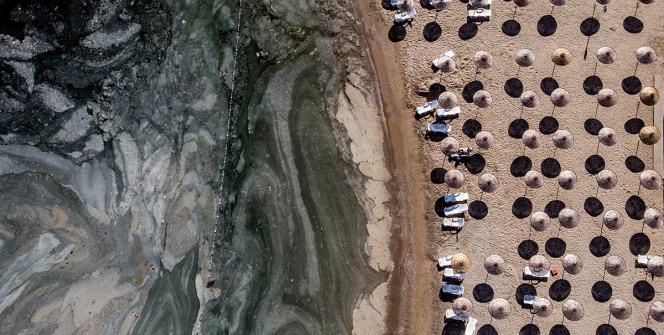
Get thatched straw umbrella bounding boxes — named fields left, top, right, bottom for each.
left=603, top=210, right=624, bottom=230
left=552, top=48, right=573, bottom=66
left=639, top=126, right=661, bottom=145
left=437, top=56, right=456, bottom=73
left=529, top=255, right=550, bottom=276
left=598, top=127, right=617, bottom=146
left=445, top=169, right=465, bottom=188
left=558, top=170, right=578, bottom=190
left=452, top=253, right=471, bottom=273
left=644, top=208, right=664, bottom=229
left=640, top=87, right=660, bottom=106
left=596, top=47, right=617, bottom=64
left=553, top=129, right=574, bottom=149
left=550, top=88, right=570, bottom=107
left=563, top=254, right=583, bottom=275
left=478, top=173, right=499, bottom=193
left=453, top=297, right=474, bottom=318
left=597, top=169, right=617, bottom=190
left=515, top=49, right=536, bottom=67
left=597, top=89, right=618, bottom=107
left=605, top=255, right=626, bottom=276
left=473, top=90, right=492, bottom=108
left=530, top=211, right=551, bottom=232
left=562, top=300, right=584, bottom=321
left=650, top=301, right=664, bottom=322
left=558, top=208, right=579, bottom=228
left=610, top=299, right=632, bottom=320
left=488, top=298, right=512, bottom=319
left=474, top=51, right=493, bottom=69
left=440, top=137, right=460, bottom=155
left=647, top=256, right=664, bottom=277
left=636, top=46, right=657, bottom=64
left=521, top=91, right=540, bottom=108
left=438, top=91, right=458, bottom=109
left=475, top=131, right=494, bottom=149
left=534, top=297, right=553, bottom=317
left=484, top=254, right=506, bottom=275
left=640, top=170, right=662, bottom=190
left=525, top=170, right=544, bottom=189
left=522, top=129, right=542, bottom=149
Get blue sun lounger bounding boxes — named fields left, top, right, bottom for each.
left=427, top=123, right=451, bottom=134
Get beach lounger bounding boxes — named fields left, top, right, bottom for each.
left=438, top=255, right=453, bottom=269
left=444, top=268, right=466, bottom=281
left=445, top=309, right=469, bottom=322
left=442, top=284, right=464, bottom=296
left=637, top=255, right=653, bottom=268
left=524, top=266, right=550, bottom=280
left=395, top=9, right=416, bottom=23
left=444, top=204, right=468, bottom=216
left=417, top=100, right=439, bottom=116
left=444, top=192, right=469, bottom=203
left=468, top=8, right=491, bottom=21
left=465, top=318, right=477, bottom=335
left=427, top=123, right=451, bottom=134
left=443, top=217, right=465, bottom=229
left=436, top=106, right=461, bottom=119
left=433, top=51, right=455, bottom=68
left=523, top=295, right=536, bottom=306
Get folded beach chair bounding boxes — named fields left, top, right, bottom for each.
left=427, top=123, right=451, bottom=134
left=465, top=318, right=478, bottom=335
left=444, top=267, right=466, bottom=281
left=436, top=106, right=461, bottom=119
left=444, top=192, right=469, bottom=203
left=445, top=309, right=469, bottom=322
left=444, top=203, right=468, bottom=216
left=438, top=255, right=454, bottom=269
left=417, top=100, right=439, bottom=116
left=442, top=284, right=464, bottom=296
left=524, top=266, right=550, bottom=280
left=443, top=217, right=465, bottom=229
left=433, top=50, right=455, bottom=68
left=468, top=8, right=491, bottom=21
left=636, top=255, right=653, bottom=268
left=523, top=295, right=536, bottom=306
left=395, top=9, right=416, bottom=23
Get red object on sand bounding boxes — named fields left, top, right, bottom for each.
left=551, top=268, right=558, bottom=275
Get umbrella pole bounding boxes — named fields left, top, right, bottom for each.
left=551, top=105, right=556, bottom=117
left=634, top=61, right=639, bottom=76
left=516, top=66, right=521, bottom=78
left=594, top=103, right=599, bottom=119
left=634, top=1, right=640, bottom=18
left=635, top=101, right=640, bottom=118
left=551, top=64, right=556, bottom=77
left=636, top=139, right=640, bottom=156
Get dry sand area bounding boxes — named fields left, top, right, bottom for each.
left=373, top=0, right=664, bottom=334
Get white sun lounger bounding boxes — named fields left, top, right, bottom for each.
left=433, top=51, right=455, bottom=67
left=395, top=9, right=416, bottom=23
left=444, top=204, right=468, bottom=216
left=436, top=106, right=461, bottom=119
left=417, top=100, right=439, bottom=116
left=523, top=295, right=536, bottom=305
left=444, top=192, right=469, bottom=203
left=443, top=217, right=465, bottom=229
left=637, top=255, right=653, bottom=268
left=445, top=309, right=469, bottom=321
left=427, top=123, right=451, bottom=134
left=468, top=8, right=491, bottom=20
left=438, top=255, right=453, bottom=269
left=524, top=266, right=550, bottom=279
left=444, top=268, right=466, bottom=281
left=442, top=284, right=464, bottom=296
left=465, top=318, right=478, bottom=335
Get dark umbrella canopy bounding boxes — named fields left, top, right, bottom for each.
left=596, top=0, right=610, bottom=4
left=596, top=47, right=617, bottom=64
left=513, top=0, right=532, bottom=6
left=515, top=49, right=536, bottom=67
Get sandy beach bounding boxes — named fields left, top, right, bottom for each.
left=358, top=0, right=664, bottom=333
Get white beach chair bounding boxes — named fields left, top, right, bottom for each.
left=465, top=318, right=478, bottom=335
left=427, top=123, right=451, bottom=134
left=395, top=9, right=416, bottom=23
left=438, top=255, right=454, bottom=269
left=436, top=106, right=461, bottom=119
left=433, top=51, right=455, bottom=68
left=445, top=309, right=469, bottom=321
left=444, top=203, right=468, bottom=216
left=524, top=266, right=550, bottom=280
left=468, top=8, right=491, bottom=21
left=444, top=267, right=466, bottom=281
left=417, top=100, right=439, bottom=116
left=443, top=217, right=465, bottom=229
left=523, top=295, right=536, bottom=306
left=637, top=255, right=653, bottom=268
left=444, top=192, right=469, bottom=203
left=442, top=284, right=464, bottom=296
